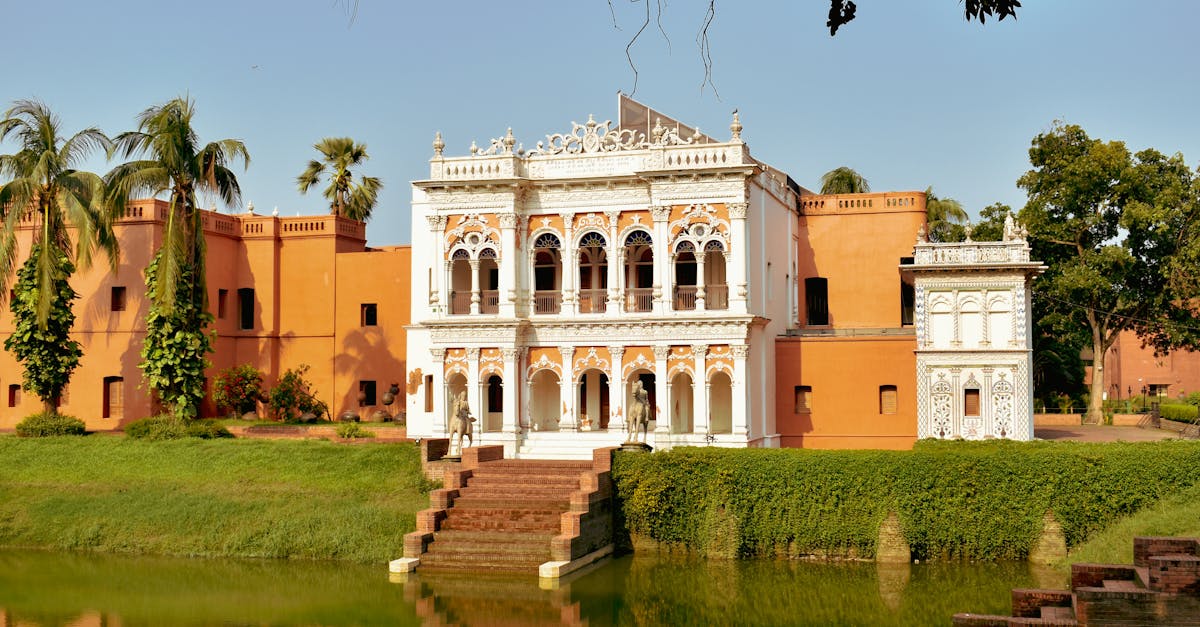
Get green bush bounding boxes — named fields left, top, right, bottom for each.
left=14, top=412, right=86, bottom=437
left=185, top=419, right=234, bottom=439
left=611, top=440, right=1200, bottom=561
left=124, top=416, right=187, bottom=440
left=336, top=422, right=375, bottom=439
left=1160, top=403, right=1199, bottom=424
left=268, top=365, right=327, bottom=423
left=212, top=364, right=264, bottom=416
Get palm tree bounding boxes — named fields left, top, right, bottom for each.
left=925, top=186, right=969, bottom=243
left=819, top=167, right=870, bottom=194
left=105, top=97, right=249, bottom=419
left=297, top=137, right=382, bottom=221
left=0, top=100, right=118, bottom=414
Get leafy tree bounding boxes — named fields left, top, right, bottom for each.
left=0, top=100, right=118, bottom=414
left=819, top=166, right=869, bottom=194
left=925, top=187, right=969, bottom=243
left=827, top=0, right=1020, bottom=35
left=296, top=137, right=382, bottom=221
left=105, top=97, right=249, bottom=420
left=1018, top=122, right=1200, bottom=423
left=969, top=202, right=1013, bottom=241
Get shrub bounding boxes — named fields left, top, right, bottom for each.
left=336, top=422, right=375, bottom=439
left=612, top=440, right=1200, bottom=561
left=185, top=419, right=234, bottom=439
left=14, top=412, right=86, bottom=437
left=124, top=416, right=187, bottom=440
left=1160, top=403, right=1199, bottom=424
left=212, top=364, right=264, bottom=416
left=1185, top=392, right=1200, bottom=408
left=268, top=364, right=327, bottom=423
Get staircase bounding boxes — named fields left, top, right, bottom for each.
left=402, top=444, right=617, bottom=577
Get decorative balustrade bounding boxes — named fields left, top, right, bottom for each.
left=449, top=292, right=471, bottom=315
left=674, top=286, right=697, bottom=311
left=800, top=192, right=925, bottom=214
left=480, top=290, right=499, bottom=314
left=578, top=289, right=607, bottom=314
left=625, top=288, right=653, bottom=313
left=533, top=291, right=561, bottom=314
left=706, top=284, right=729, bottom=310
left=912, top=241, right=1032, bottom=265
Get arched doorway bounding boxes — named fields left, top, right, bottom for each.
left=703, top=240, right=728, bottom=310
left=577, top=232, right=608, bottom=313
left=709, top=371, right=733, bottom=434
left=484, top=374, right=503, bottom=432
left=673, top=241, right=697, bottom=310
left=478, top=248, right=499, bottom=314
left=623, top=230, right=654, bottom=312
left=532, top=233, right=562, bottom=314
left=529, top=369, right=561, bottom=431
left=670, top=372, right=694, bottom=433
left=445, top=372, right=468, bottom=432
left=449, top=250, right=471, bottom=314
left=577, top=369, right=610, bottom=429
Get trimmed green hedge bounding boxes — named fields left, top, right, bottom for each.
left=611, top=440, right=1200, bottom=561
left=14, top=412, right=86, bottom=437
left=1160, top=403, right=1199, bottom=424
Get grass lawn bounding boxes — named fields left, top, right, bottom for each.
left=1063, top=481, right=1200, bottom=567
left=0, top=436, right=433, bottom=563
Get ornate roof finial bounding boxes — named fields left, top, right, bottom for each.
left=272, top=205, right=279, bottom=217
left=692, top=127, right=703, bottom=142
left=503, top=127, right=515, bottom=153
left=651, top=118, right=666, bottom=143
left=246, top=201, right=255, bottom=215
left=432, top=131, right=445, bottom=157
left=730, top=109, right=742, bottom=142
left=469, top=140, right=478, bottom=155
left=586, top=113, right=597, bottom=130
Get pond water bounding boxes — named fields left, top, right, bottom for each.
left=0, top=550, right=1067, bottom=625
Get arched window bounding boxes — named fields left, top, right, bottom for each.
left=534, top=233, right=561, bottom=249
left=624, top=230, right=652, bottom=247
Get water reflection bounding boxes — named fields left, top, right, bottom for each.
left=0, top=550, right=1064, bottom=626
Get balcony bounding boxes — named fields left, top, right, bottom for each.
left=578, top=289, right=607, bottom=314
left=706, top=284, right=729, bottom=310
left=450, top=292, right=471, bottom=315
left=534, top=290, right=561, bottom=314
left=674, top=286, right=697, bottom=311
left=625, top=288, right=653, bottom=313
left=480, top=290, right=499, bottom=314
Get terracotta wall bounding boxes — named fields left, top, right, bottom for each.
left=1104, top=329, right=1200, bottom=400
left=774, top=336, right=917, bottom=449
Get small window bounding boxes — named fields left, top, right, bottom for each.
left=361, top=303, right=378, bottom=326
left=237, top=288, right=255, bottom=330
left=359, top=380, right=377, bottom=406
left=7, top=384, right=20, bottom=408
left=794, top=385, right=812, bottom=413
left=880, top=385, right=898, bottom=414
left=217, top=289, right=228, bottom=319
left=900, top=280, right=915, bottom=326
left=964, top=389, right=981, bottom=417
left=111, top=286, right=127, bottom=312
left=805, top=277, right=829, bottom=326
left=424, top=375, right=434, bottom=412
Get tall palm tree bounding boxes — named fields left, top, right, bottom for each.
left=819, top=166, right=870, bottom=194
left=925, top=186, right=969, bottom=242
left=0, top=100, right=118, bottom=414
left=106, top=97, right=249, bottom=419
left=297, top=137, right=382, bottom=221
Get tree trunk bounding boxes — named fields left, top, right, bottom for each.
left=1086, top=331, right=1106, bottom=424
left=42, top=398, right=57, bottom=416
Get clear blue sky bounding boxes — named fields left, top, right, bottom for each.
left=4, top=1, right=1199, bottom=245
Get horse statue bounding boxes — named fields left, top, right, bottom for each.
left=626, top=380, right=650, bottom=444
left=448, top=391, right=475, bottom=455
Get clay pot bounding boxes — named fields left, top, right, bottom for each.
left=339, top=411, right=359, bottom=423
left=367, top=410, right=389, bottom=423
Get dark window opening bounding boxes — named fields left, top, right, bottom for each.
left=901, top=280, right=915, bottom=326
left=487, top=375, right=502, bottom=412
left=361, top=303, right=378, bottom=326
left=359, top=380, right=377, bottom=406
left=487, top=269, right=499, bottom=291
left=217, top=289, right=228, bottom=319
left=111, top=286, right=126, bottom=312
left=880, top=385, right=898, bottom=414
left=237, top=288, right=255, bottom=330
left=103, top=376, right=124, bottom=418
left=424, top=375, right=434, bottom=412
left=7, top=384, right=20, bottom=408
left=964, top=389, right=981, bottom=417
left=794, top=385, right=812, bottom=413
left=805, top=277, right=829, bottom=326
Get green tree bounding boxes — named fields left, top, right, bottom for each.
left=925, top=187, right=969, bottom=243
left=296, top=137, right=382, bottom=221
left=0, top=100, right=118, bottom=414
left=1018, top=122, right=1200, bottom=423
left=105, top=97, right=249, bottom=419
left=969, top=202, right=1012, bottom=241
left=819, top=166, right=869, bottom=194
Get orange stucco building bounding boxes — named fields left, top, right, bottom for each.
left=0, top=199, right=410, bottom=430
left=1103, top=330, right=1200, bottom=401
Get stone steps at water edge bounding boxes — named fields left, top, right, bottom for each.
left=460, top=475, right=582, bottom=490
left=451, top=495, right=572, bottom=510
left=439, top=511, right=563, bottom=533
left=456, top=486, right=578, bottom=501
left=419, top=554, right=549, bottom=573
left=433, top=530, right=557, bottom=546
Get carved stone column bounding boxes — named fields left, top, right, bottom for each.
left=692, top=344, right=709, bottom=434
left=426, top=215, right=447, bottom=314
left=608, top=345, right=626, bottom=431
left=501, top=348, right=520, bottom=433
left=727, top=202, right=749, bottom=313
left=652, top=345, right=670, bottom=434
left=560, top=212, right=576, bottom=315
left=696, top=255, right=707, bottom=311
left=558, top=346, right=576, bottom=430
left=605, top=211, right=621, bottom=315
left=731, top=344, right=750, bottom=436
left=430, top=347, right=447, bottom=434
left=466, top=348, right=481, bottom=433
left=468, top=259, right=481, bottom=315
left=498, top=212, right=518, bottom=317
left=651, top=206, right=670, bottom=314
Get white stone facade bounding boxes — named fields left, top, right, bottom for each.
left=907, top=230, right=1045, bottom=440
left=405, top=100, right=797, bottom=458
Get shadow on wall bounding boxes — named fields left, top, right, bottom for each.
left=334, top=329, right=406, bottom=420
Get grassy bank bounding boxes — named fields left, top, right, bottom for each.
left=0, top=436, right=433, bottom=563
left=612, top=439, right=1200, bottom=561
left=1064, top=481, right=1200, bottom=566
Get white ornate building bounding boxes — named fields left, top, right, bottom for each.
left=404, top=97, right=798, bottom=458
left=905, top=220, right=1045, bottom=440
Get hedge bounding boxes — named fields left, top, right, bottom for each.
left=1160, top=403, right=1199, bottom=424
left=611, top=439, right=1200, bottom=561
left=14, top=412, right=87, bottom=437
